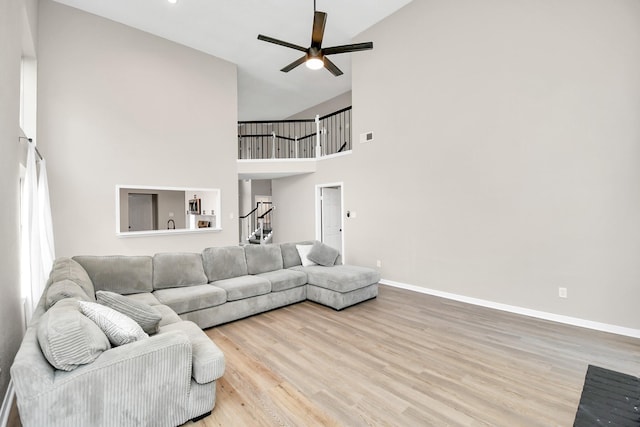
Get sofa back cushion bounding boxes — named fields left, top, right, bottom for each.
left=279, top=241, right=314, bottom=268
left=152, top=253, right=208, bottom=290
left=202, top=246, right=248, bottom=282
left=73, top=256, right=153, bottom=295
left=245, top=244, right=283, bottom=275
left=47, top=257, right=96, bottom=301
left=46, top=279, right=92, bottom=310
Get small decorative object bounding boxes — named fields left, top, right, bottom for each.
left=197, top=220, right=211, bottom=228
left=188, top=195, right=201, bottom=215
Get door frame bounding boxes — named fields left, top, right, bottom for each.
left=315, top=182, right=345, bottom=263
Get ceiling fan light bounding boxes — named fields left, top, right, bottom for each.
left=305, top=57, right=324, bottom=70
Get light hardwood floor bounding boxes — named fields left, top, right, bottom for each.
left=10, top=285, right=640, bottom=426
left=187, top=285, right=640, bottom=427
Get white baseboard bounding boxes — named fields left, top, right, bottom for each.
left=0, top=380, right=15, bottom=427
left=380, top=279, right=640, bottom=339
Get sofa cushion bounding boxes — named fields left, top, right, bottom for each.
left=96, top=290, right=162, bottom=335
left=211, top=275, right=271, bottom=301
left=124, top=292, right=162, bottom=306
left=256, top=269, right=307, bottom=292
left=153, top=253, right=208, bottom=290
left=202, top=246, right=248, bottom=282
left=307, top=241, right=340, bottom=267
left=73, top=256, right=153, bottom=295
left=47, top=258, right=96, bottom=301
left=153, top=285, right=227, bottom=314
left=154, top=304, right=183, bottom=326
left=159, top=321, right=225, bottom=384
left=280, top=241, right=314, bottom=268
left=78, top=301, right=148, bottom=346
left=37, top=299, right=110, bottom=371
left=245, top=245, right=283, bottom=275
left=46, top=279, right=92, bottom=309
left=291, top=265, right=381, bottom=293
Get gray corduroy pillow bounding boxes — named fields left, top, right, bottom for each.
left=37, top=298, right=110, bottom=371
left=307, top=241, right=340, bottom=267
left=96, top=290, right=162, bottom=335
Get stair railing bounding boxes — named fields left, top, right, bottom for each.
left=239, top=206, right=259, bottom=243
left=256, top=207, right=274, bottom=244
left=238, top=106, right=352, bottom=159
left=240, top=201, right=273, bottom=243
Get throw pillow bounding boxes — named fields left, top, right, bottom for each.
left=307, top=241, right=340, bottom=267
left=95, top=290, right=162, bottom=335
left=46, top=279, right=92, bottom=309
left=37, top=298, right=110, bottom=371
left=296, top=244, right=317, bottom=267
left=78, top=301, right=148, bottom=346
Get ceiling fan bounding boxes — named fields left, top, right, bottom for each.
left=257, top=1, right=373, bottom=76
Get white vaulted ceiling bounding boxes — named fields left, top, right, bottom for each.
left=51, top=0, right=414, bottom=120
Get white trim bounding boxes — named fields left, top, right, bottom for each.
left=380, top=279, right=640, bottom=339
left=317, top=150, right=352, bottom=161
left=0, top=380, right=15, bottom=427
left=236, top=150, right=352, bottom=164
left=116, top=227, right=222, bottom=238
left=315, top=182, right=345, bottom=263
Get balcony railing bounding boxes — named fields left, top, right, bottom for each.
left=238, top=106, right=352, bottom=160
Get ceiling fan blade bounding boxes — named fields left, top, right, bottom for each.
left=323, top=57, right=343, bottom=76
left=323, top=42, right=373, bottom=55
left=311, top=11, right=327, bottom=47
left=257, top=35, right=307, bottom=52
left=281, top=56, right=307, bottom=73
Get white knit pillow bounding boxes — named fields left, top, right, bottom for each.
left=78, top=301, right=148, bottom=346
left=296, top=244, right=317, bottom=267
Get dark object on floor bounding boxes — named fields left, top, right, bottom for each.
left=574, top=365, right=640, bottom=426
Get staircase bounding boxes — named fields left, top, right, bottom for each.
left=240, top=202, right=274, bottom=245
left=247, top=222, right=273, bottom=245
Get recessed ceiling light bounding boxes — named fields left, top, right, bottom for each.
left=168, top=0, right=177, bottom=4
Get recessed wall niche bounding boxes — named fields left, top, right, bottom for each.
left=116, top=185, right=221, bottom=236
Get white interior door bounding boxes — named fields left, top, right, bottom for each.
left=128, top=193, right=154, bottom=231
left=321, top=187, right=342, bottom=251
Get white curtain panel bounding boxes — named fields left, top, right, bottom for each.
left=20, top=142, right=55, bottom=317
left=38, top=159, right=56, bottom=284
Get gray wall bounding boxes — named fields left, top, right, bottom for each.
left=37, top=0, right=239, bottom=256
left=286, top=91, right=352, bottom=120
left=0, top=0, right=38, bottom=404
left=274, top=0, right=640, bottom=330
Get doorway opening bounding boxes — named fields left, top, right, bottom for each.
left=315, top=183, right=344, bottom=261
left=128, top=193, right=158, bottom=232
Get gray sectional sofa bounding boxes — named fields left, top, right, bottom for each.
left=11, top=241, right=379, bottom=427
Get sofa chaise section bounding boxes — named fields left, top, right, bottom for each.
left=281, top=242, right=380, bottom=310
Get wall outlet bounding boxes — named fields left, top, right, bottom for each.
left=376, top=260, right=382, bottom=268
left=558, top=287, right=567, bottom=298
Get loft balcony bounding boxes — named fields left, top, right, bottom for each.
left=237, top=107, right=352, bottom=180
